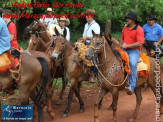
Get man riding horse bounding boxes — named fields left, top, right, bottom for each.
left=0, top=16, right=10, bottom=55
left=120, top=11, right=144, bottom=95
left=79, top=9, right=100, bottom=83
left=143, top=15, right=163, bottom=57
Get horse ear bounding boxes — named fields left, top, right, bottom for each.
left=109, top=33, right=112, bottom=39
left=35, top=18, right=38, bottom=21
left=63, top=28, right=67, bottom=39
left=54, top=27, right=60, bottom=36
left=92, top=30, right=96, bottom=37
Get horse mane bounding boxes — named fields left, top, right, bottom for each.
left=69, top=41, right=75, bottom=47
left=104, top=36, right=121, bottom=58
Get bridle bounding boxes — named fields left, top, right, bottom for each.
left=53, top=36, right=76, bottom=62
left=88, top=36, right=128, bottom=87
left=88, top=36, right=105, bottom=53
left=26, top=21, right=46, bottom=35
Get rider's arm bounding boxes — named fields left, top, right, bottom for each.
left=9, top=34, right=14, bottom=41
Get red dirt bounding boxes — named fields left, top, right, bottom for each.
left=43, top=86, right=157, bottom=122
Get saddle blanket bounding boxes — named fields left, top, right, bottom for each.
left=115, top=48, right=150, bottom=78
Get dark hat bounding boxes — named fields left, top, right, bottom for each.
left=81, top=9, right=98, bottom=17
left=149, top=15, right=157, bottom=21
left=125, top=11, right=139, bottom=23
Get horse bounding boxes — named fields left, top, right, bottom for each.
left=85, top=31, right=163, bottom=122
left=24, top=20, right=68, bottom=119
left=50, top=28, right=94, bottom=117
left=0, top=52, right=49, bottom=122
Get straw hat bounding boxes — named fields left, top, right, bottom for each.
left=81, top=9, right=98, bottom=17
left=48, top=24, right=61, bottom=37
left=45, top=8, right=54, bottom=13
left=57, top=16, right=70, bottom=26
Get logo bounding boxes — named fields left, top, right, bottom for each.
left=2, top=105, right=33, bottom=121
left=152, top=31, right=156, bottom=34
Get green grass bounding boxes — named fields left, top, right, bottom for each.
left=111, top=32, right=121, bottom=39
left=18, top=40, right=27, bottom=50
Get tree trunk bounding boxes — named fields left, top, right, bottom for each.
left=105, top=21, right=111, bottom=34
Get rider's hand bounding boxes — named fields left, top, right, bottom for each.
left=154, top=42, right=159, bottom=46
left=122, top=43, right=128, bottom=49
left=82, top=36, right=87, bottom=41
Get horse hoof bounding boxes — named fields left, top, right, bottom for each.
left=98, top=104, right=102, bottom=109
left=48, top=110, right=55, bottom=119
left=127, top=117, right=136, bottom=122
left=62, top=112, right=68, bottom=118
left=108, top=105, right=113, bottom=110
left=80, top=108, right=85, bottom=113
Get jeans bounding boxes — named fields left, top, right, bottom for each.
left=91, top=56, right=97, bottom=73
left=123, top=49, right=141, bottom=92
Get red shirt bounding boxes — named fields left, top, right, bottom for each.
left=121, top=25, right=144, bottom=50
left=8, top=22, right=19, bottom=49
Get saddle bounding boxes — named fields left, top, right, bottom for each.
left=74, top=42, right=93, bottom=67
left=0, top=50, right=16, bottom=74
left=115, top=48, right=150, bottom=79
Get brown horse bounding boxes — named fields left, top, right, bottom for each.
left=50, top=28, right=92, bottom=117
left=0, top=52, right=49, bottom=122
left=24, top=20, right=68, bottom=119
left=85, top=31, right=163, bottom=122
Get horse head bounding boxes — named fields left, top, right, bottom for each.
left=51, top=27, right=67, bottom=61
left=85, top=30, right=104, bottom=60
left=24, top=19, right=45, bottom=35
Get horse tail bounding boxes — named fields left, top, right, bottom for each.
left=35, top=57, right=49, bottom=105
left=37, top=57, right=49, bottom=82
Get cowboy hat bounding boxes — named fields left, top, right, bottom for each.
left=125, top=11, right=139, bottom=23
left=57, top=16, right=70, bottom=26
left=48, top=24, right=61, bottom=37
left=45, top=8, right=54, bottom=13
left=148, top=15, right=157, bottom=21
left=81, top=9, right=98, bottom=17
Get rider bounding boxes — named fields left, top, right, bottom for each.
left=0, top=16, right=10, bottom=55
left=2, top=9, right=19, bottom=50
left=143, top=15, right=163, bottom=57
left=80, top=9, right=100, bottom=83
left=58, top=16, right=70, bottom=41
left=39, top=7, right=58, bottom=29
left=120, top=11, right=144, bottom=95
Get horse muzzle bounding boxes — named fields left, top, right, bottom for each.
left=51, top=51, right=59, bottom=62
left=85, top=53, right=93, bottom=60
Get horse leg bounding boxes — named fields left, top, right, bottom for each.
left=108, top=102, right=113, bottom=110
left=111, top=88, right=119, bottom=122
left=46, top=83, right=55, bottom=119
left=37, top=105, right=44, bottom=122
left=74, top=87, right=85, bottom=113
left=94, top=88, right=107, bottom=122
left=62, top=78, right=76, bottom=118
left=59, top=77, right=67, bottom=100
left=128, top=86, right=142, bottom=122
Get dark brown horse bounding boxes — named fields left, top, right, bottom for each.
left=85, top=31, right=163, bottom=122
left=50, top=28, right=93, bottom=117
left=0, top=52, right=49, bottom=122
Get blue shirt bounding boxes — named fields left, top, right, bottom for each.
left=0, top=17, right=10, bottom=55
left=83, top=20, right=100, bottom=43
left=143, top=23, right=163, bottom=42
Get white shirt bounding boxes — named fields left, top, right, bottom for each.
left=61, top=27, right=70, bottom=41
left=83, top=20, right=100, bottom=43
left=39, top=15, right=58, bottom=29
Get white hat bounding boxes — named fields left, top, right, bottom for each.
left=48, top=24, right=61, bottom=37
left=46, top=8, right=53, bottom=13
left=57, top=16, right=70, bottom=26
